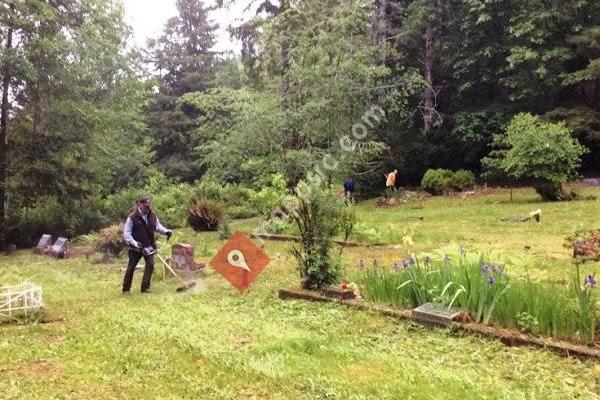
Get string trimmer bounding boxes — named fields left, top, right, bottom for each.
left=155, top=253, right=197, bottom=293
left=155, top=235, right=197, bottom=293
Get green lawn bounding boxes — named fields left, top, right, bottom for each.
left=347, top=186, right=600, bottom=281
left=1, top=187, right=600, bottom=399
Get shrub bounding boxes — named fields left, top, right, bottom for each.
left=352, top=222, right=385, bottom=244
left=94, top=223, right=126, bottom=256
left=564, top=228, right=600, bottom=263
left=450, top=170, right=476, bottom=191
left=258, top=216, right=294, bottom=234
left=421, top=169, right=453, bottom=195
left=187, top=199, right=224, bottom=231
left=500, top=113, right=588, bottom=201
left=218, top=219, right=232, bottom=240
left=193, top=177, right=260, bottom=219
left=288, top=175, right=355, bottom=289
left=247, top=173, right=288, bottom=215
left=151, top=184, right=195, bottom=228
left=227, top=205, right=258, bottom=220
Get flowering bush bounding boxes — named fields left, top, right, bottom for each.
left=565, top=229, right=600, bottom=262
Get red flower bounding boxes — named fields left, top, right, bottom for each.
left=340, top=282, right=348, bottom=290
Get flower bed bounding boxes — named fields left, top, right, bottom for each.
left=350, top=253, right=598, bottom=344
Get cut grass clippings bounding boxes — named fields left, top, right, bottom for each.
left=278, top=287, right=600, bottom=360
left=1, top=251, right=599, bottom=399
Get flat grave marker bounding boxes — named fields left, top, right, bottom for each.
left=412, top=302, right=463, bottom=326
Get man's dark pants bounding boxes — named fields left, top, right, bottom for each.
left=122, top=249, right=155, bottom=293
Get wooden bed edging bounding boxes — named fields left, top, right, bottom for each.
left=278, top=288, right=600, bottom=360
left=250, top=233, right=366, bottom=247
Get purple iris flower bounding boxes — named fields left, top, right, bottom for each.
left=487, top=276, right=495, bottom=285
left=584, top=275, right=597, bottom=288
left=402, top=259, right=410, bottom=268
left=481, top=262, right=491, bottom=275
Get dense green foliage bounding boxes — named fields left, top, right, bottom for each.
left=1, top=0, right=599, bottom=246
left=500, top=113, right=587, bottom=200
left=421, top=168, right=453, bottom=195
left=450, top=169, right=476, bottom=191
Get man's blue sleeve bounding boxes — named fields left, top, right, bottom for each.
left=155, top=218, right=169, bottom=235
left=123, top=217, right=136, bottom=245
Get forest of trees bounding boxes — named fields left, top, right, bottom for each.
left=0, top=0, right=599, bottom=247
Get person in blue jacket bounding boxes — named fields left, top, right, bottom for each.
left=343, top=176, right=356, bottom=203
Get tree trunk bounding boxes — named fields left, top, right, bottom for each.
left=374, top=0, right=388, bottom=105
left=423, top=22, right=435, bottom=134
left=376, top=0, right=388, bottom=63
left=0, top=25, right=13, bottom=250
left=279, top=0, right=299, bottom=150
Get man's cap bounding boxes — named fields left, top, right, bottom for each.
left=139, top=197, right=152, bottom=204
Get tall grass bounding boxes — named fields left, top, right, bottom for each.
left=352, top=253, right=598, bottom=343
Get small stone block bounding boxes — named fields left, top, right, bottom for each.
left=412, top=302, right=463, bottom=326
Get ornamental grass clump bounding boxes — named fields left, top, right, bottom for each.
left=94, top=223, right=126, bottom=256
left=353, top=252, right=599, bottom=343
left=187, top=199, right=224, bottom=231
left=288, top=175, right=355, bottom=289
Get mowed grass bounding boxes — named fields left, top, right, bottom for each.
left=346, top=186, right=600, bottom=281
left=1, top=186, right=600, bottom=399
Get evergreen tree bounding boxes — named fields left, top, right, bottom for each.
left=147, top=0, right=218, bottom=181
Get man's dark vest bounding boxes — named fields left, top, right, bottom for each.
left=128, top=209, right=157, bottom=248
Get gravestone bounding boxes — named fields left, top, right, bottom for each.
left=412, top=302, right=463, bottom=326
left=50, top=237, right=68, bottom=259
left=34, top=234, right=53, bottom=254
left=171, top=243, right=197, bottom=271
left=5, top=244, right=17, bottom=255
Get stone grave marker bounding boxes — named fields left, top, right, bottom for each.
left=50, top=237, right=68, bottom=259
left=34, top=234, right=53, bottom=254
left=171, top=243, right=197, bottom=271
left=412, top=302, right=462, bottom=326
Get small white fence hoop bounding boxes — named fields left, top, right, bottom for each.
left=0, top=281, right=44, bottom=319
